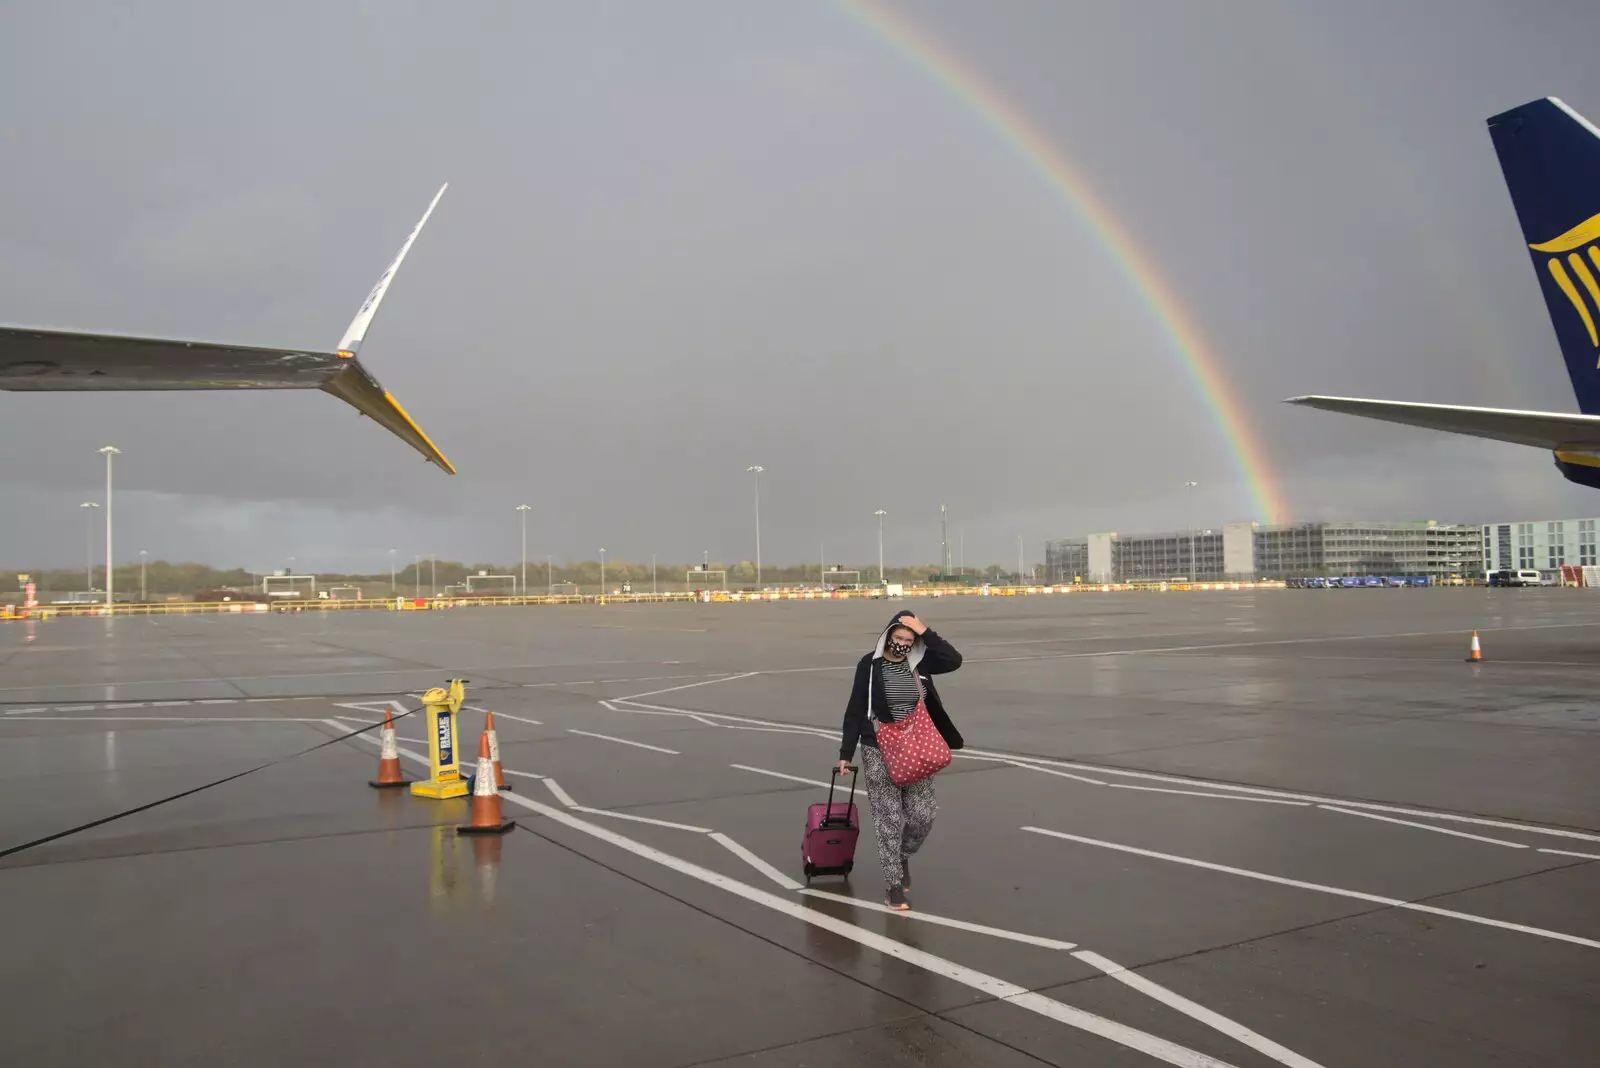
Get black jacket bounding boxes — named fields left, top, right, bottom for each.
left=839, top=610, right=965, bottom=762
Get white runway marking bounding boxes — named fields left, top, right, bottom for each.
left=566, top=729, right=679, bottom=755
left=802, top=889, right=1080, bottom=950
left=1319, top=805, right=1529, bottom=847
left=5, top=709, right=42, bottom=716
left=613, top=672, right=756, bottom=703
left=196, top=699, right=237, bottom=705
left=711, top=833, right=803, bottom=890
left=339, top=723, right=1311, bottom=1066
left=151, top=701, right=192, bottom=707
left=730, top=764, right=836, bottom=791
left=1071, top=950, right=1328, bottom=1068
left=501, top=768, right=546, bottom=781
left=1108, top=784, right=1310, bottom=806
left=484, top=711, right=543, bottom=727
left=1539, top=847, right=1600, bottom=861
left=543, top=779, right=578, bottom=807
left=575, top=807, right=713, bottom=834
left=0, top=715, right=330, bottom=725
left=974, top=751, right=1600, bottom=845
left=488, top=792, right=1253, bottom=1066
left=1023, top=827, right=1600, bottom=951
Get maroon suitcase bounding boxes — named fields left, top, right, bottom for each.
left=802, top=766, right=860, bottom=883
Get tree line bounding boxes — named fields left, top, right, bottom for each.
left=2, top=558, right=1034, bottom=601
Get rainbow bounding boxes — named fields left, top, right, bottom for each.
left=837, top=1, right=1284, bottom=524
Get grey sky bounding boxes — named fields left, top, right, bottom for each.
left=5, top=1, right=1600, bottom=573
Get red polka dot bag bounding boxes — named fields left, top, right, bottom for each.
left=875, top=692, right=951, bottom=787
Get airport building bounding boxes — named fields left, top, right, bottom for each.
left=1080, top=521, right=1481, bottom=582
left=1480, top=516, right=1600, bottom=572
left=1043, top=539, right=1089, bottom=583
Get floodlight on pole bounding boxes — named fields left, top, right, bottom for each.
left=389, top=549, right=397, bottom=595
left=140, top=550, right=148, bottom=602
left=1184, top=480, right=1199, bottom=576
left=746, top=465, right=764, bottom=587
left=599, top=548, right=606, bottom=597
left=79, top=502, right=99, bottom=591
left=874, top=510, right=887, bottom=583
left=516, top=504, right=532, bottom=596
left=99, top=446, right=120, bottom=607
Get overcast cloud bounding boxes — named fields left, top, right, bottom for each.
left=4, top=0, right=1600, bottom=573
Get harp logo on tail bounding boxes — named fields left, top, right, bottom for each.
left=1530, top=211, right=1600, bottom=356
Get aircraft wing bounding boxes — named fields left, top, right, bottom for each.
left=0, top=326, right=453, bottom=473
left=0, top=183, right=453, bottom=473
left=1285, top=395, right=1600, bottom=451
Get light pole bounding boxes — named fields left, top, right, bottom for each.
left=430, top=555, right=436, bottom=598
left=651, top=553, right=657, bottom=595
left=389, top=549, right=397, bottom=596
left=516, top=504, right=531, bottom=596
left=1184, top=480, right=1199, bottom=577
left=140, top=550, right=148, bottom=602
left=599, top=548, right=607, bottom=596
left=414, top=554, right=421, bottom=598
left=547, top=554, right=553, bottom=596
left=1017, top=535, right=1024, bottom=586
left=99, top=446, right=120, bottom=607
left=746, top=465, right=764, bottom=587
left=874, top=510, right=887, bottom=584
left=79, top=502, right=99, bottom=591
left=941, top=504, right=949, bottom=575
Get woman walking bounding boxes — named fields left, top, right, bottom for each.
left=838, top=609, right=964, bottom=910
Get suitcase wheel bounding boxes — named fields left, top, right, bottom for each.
left=842, top=860, right=853, bottom=876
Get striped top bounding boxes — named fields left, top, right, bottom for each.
left=880, top=659, right=921, bottom=722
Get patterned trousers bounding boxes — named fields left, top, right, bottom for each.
left=860, top=745, right=939, bottom=893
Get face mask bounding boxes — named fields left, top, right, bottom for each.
left=886, top=638, right=913, bottom=658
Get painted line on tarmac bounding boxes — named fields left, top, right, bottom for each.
left=1023, top=827, right=1600, bottom=951
left=0, top=716, right=331, bottom=724
left=491, top=790, right=1256, bottom=1065
left=990, top=758, right=1107, bottom=786
left=567, top=729, right=680, bottom=755
left=5, top=709, right=43, bottom=716
left=730, top=764, right=837, bottom=791
left=575, top=807, right=713, bottom=834
left=613, top=699, right=1600, bottom=845
left=611, top=700, right=836, bottom=740
left=1318, top=806, right=1528, bottom=847
left=501, top=768, right=546, bottom=781
left=711, top=832, right=804, bottom=889
left=801, top=889, right=1082, bottom=952
left=543, top=779, right=579, bottom=807
left=1070, top=950, right=1327, bottom=1068
left=484, top=711, right=543, bottom=727
left=1537, top=847, right=1600, bottom=861
left=336, top=724, right=1314, bottom=1067
left=613, top=672, right=756, bottom=703
left=1108, top=784, right=1310, bottom=807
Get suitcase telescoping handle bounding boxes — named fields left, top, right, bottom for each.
left=826, top=764, right=858, bottom=822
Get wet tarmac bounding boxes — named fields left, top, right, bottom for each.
left=2, top=589, right=1598, bottom=1066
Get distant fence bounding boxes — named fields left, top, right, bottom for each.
left=1, top=581, right=1304, bottom=620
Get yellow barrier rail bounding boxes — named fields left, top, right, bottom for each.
left=3, top=580, right=1304, bottom=620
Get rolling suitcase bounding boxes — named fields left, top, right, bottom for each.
left=802, top=765, right=860, bottom=883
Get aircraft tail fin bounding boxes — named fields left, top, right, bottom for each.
left=1488, top=98, right=1600, bottom=414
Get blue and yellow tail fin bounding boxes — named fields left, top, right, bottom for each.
left=1489, top=97, right=1600, bottom=414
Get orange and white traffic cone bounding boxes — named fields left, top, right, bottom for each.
left=484, top=710, right=511, bottom=791
left=458, top=732, right=516, bottom=836
left=1466, top=631, right=1484, bottom=662
left=369, top=708, right=412, bottom=788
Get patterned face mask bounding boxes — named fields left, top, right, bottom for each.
left=886, top=638, right=913, bottom=658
